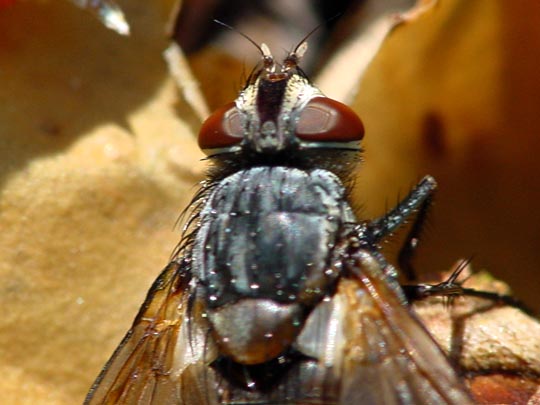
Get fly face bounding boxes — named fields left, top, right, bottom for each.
left=85, top=41, right=473, bottom=404
left=198, top=42, right=364, bottom=156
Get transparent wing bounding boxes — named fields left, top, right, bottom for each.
left=337, top=251, right=473, bottom=404
left=84, top=260, right=217, bottom=405
left=84, top=253, right=474, bottom=404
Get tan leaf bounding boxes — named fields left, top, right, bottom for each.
left=0, top=0, right=204, bottom=402
left=413, top=261, right=540, bottom=403
left=351, top=0, right=540, bottom=312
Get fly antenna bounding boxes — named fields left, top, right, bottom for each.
left=214, top=19, right=268, bottom=59
left=291, top=12, right=342, bottom=55
left=213, top=19, right=274, bottom=68
left=285, top=13, right=342, bottom=69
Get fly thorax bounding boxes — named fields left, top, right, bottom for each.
left=191, top=167, right=357, bottom=365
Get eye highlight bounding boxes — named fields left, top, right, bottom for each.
left=198, top=102, right=244, bottom=150
left=295, top=97, right=364, bottom=143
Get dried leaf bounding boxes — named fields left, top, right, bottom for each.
left=350, top=0, right=540, bottom=311
left=0, top=0, right=203, bottom=402
left=413, top=262, right=540, bottom=402
left=71, top=0, right=130, bottom=35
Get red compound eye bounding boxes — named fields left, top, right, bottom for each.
left=198, top=102, right=244, bottom=150
left=295, top=97, right=364, bottom=143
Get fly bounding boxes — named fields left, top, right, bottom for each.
left=84, top=34, right=475, bottom=404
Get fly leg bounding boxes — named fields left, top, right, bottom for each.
left=369, top=178, right=529, bottom=311
left=401, top=261, right=530, bottom=312
left=397, top=188, right=434, bottom=282
left=365, top=175, right=437, bottom=281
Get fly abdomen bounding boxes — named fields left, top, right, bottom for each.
left=193, top=166, right=356, bottom=364
left=207, top=299, right=304, bottom=364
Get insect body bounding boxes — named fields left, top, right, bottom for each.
left=85, top=42, right=472, bottom=404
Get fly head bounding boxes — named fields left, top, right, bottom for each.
left=198, top=41, right=365, bottom=163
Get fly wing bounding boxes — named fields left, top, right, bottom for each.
left=337, top=251, right=473, bottom=405
left=84, top=260, right=217, bottom=405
